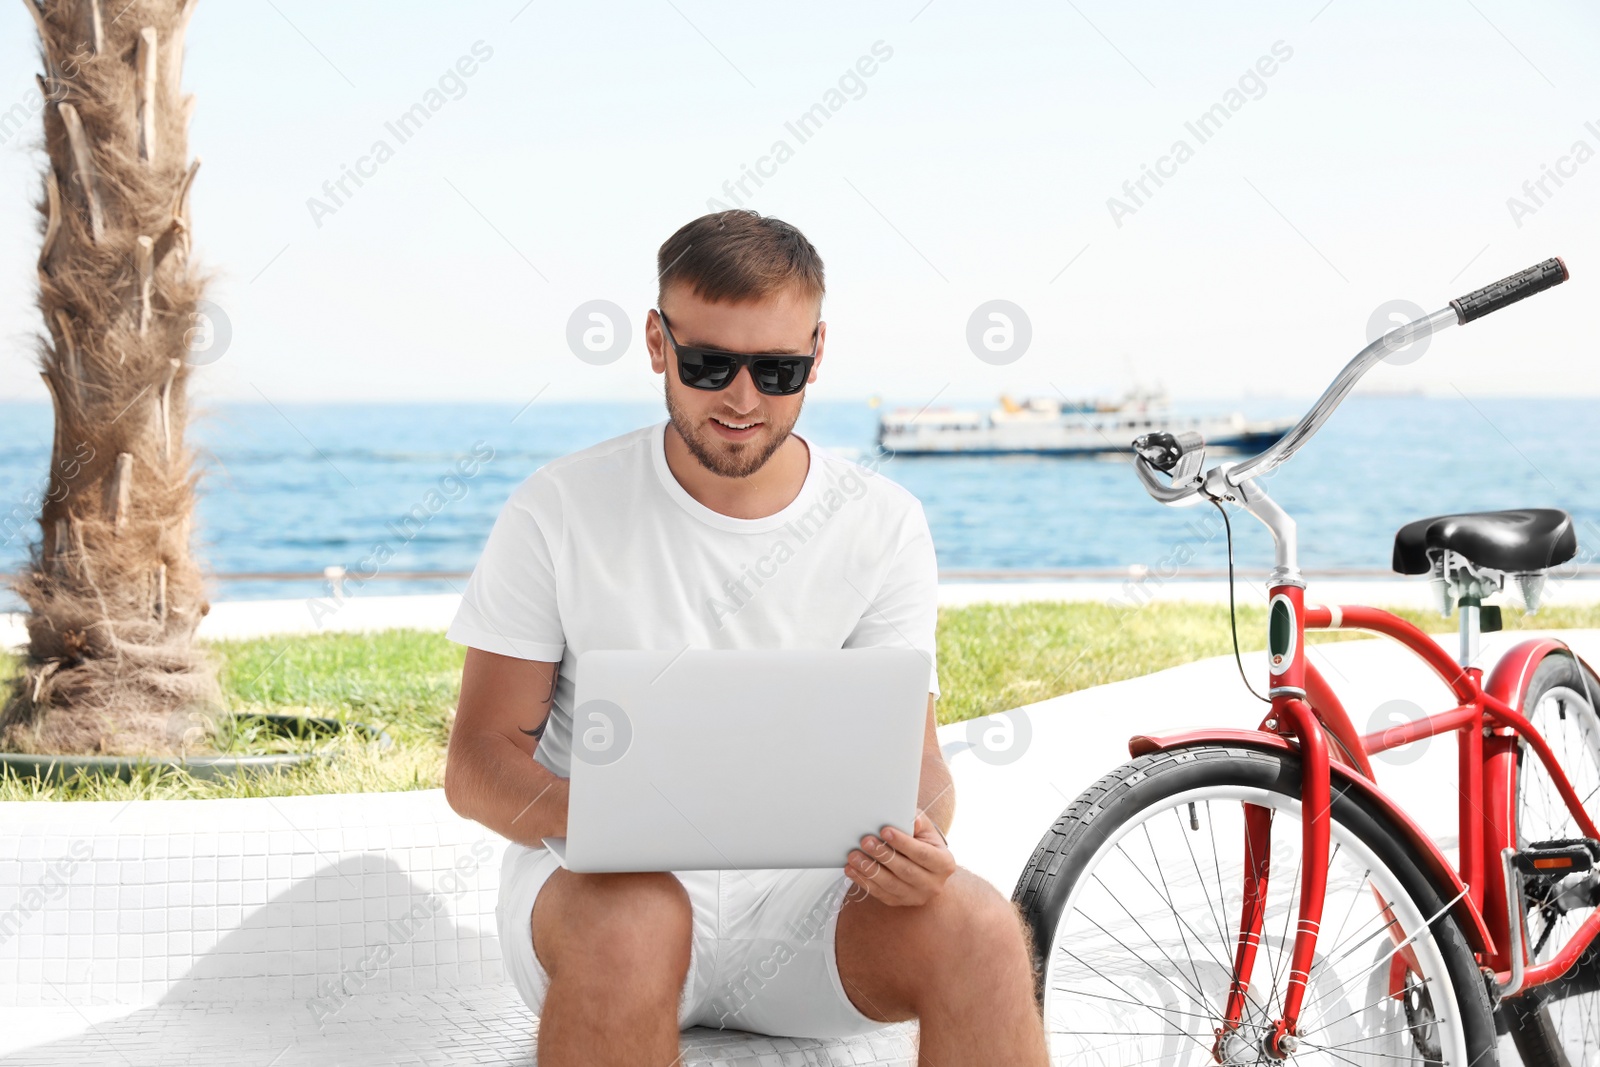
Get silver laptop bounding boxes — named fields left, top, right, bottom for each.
left=542, top=647, right=930, bottom=872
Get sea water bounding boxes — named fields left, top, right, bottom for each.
left=0, top=396, right=1594, bottom=607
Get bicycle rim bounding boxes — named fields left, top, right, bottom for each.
left=1037, top=781, right=1473, bottom=1066
left=1516, top=665, right=1600, bottom=1061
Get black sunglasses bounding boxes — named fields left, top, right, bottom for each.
left=656, top=310, right=818, bottom=396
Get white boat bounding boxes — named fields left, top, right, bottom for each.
left=873, top=389, right=1294, bottom=457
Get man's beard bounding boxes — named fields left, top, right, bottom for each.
left=664, top=383, right=801, bottom=479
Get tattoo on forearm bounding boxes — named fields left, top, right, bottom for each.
left=519, top=664, right=558, bottom=741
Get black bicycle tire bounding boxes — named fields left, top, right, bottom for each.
left=1012, top=743, right=1500, bottom=1066
left=1501, top=651, right=1600, bottom=1067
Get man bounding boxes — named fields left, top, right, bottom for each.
left=443, top=210, right=1048, bottom=1065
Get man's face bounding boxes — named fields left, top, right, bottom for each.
left=648, top=285, right=825, bottom=479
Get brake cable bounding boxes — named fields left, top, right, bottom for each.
left=1202, top=488, right=1272, bottom=706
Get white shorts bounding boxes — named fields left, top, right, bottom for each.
left=495, top=842, right=887, bottom=1038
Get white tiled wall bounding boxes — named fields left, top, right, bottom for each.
left=0, top=790, right=506, bottom=1008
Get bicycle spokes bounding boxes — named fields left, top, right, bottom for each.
left=1042, top=789, right=1464, bottom=1066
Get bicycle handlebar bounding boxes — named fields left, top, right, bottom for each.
left=1133, top=257, right=1571, bottom=505
left=1451, top=257, right=1568, bottom=324
left=1222, top=306, right=1459, bottom=487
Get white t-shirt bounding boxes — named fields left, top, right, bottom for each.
left=445, top=419, right=941, bottom=778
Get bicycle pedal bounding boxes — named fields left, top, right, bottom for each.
left=1513, top=841, right=1600, bottom=876
left=1522, top=837, right=1600, bottom=861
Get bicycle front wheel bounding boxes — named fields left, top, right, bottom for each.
left=1013, top=744, right=1499, bottom=1066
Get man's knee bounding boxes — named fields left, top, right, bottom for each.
left=534, top=870, right=692, bottom=991
left=840, top=869, right=1035, bottom=1016
left=920, top=870, right=1032, bottom=968
left=868, top=870, right=1032, bottom=991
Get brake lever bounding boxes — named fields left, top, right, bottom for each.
left=1172, top=447, right=1206, bottom=485
left=1132, top=452, right=1209, bottom=507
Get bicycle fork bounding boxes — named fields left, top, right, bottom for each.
left=1213, top=697, right=1331, bottom=1062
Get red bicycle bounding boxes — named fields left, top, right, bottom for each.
left=1014, top=259, right=1597, bottom=1066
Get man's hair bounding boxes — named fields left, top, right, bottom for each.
left=656, top=210, right=825, bottom=310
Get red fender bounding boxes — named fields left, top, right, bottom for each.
left=1483, top=636, right=1598, bottom=710
left=1478, top=637, right=1600, bottom=971
left=1128, top=728, right=1495, bottom=958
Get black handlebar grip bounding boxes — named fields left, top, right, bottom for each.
left=1451, top=257, right=1569, bottom=324
left=1134, top=430, right=1205, bottom=473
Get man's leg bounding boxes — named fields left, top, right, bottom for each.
left=835, top=867, right=1049, bottom=1066
left=530, top=868, right=692, bottom=1066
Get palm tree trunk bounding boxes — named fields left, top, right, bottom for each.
left=3, top=0, right=220, bottom=756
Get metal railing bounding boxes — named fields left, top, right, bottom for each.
left=211, top=564, right=1600, bottom=594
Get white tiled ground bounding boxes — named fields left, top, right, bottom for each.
left=1, top=989, right=918, bottom=1066
left=0, top=789, right=918, bottom=1065
left=0, top=791, right=503, bottom=1008
left=4, top=622, right=1596, bottom=1064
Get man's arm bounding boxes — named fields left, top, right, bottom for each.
left=916, top=692, right=954, bottom=836
left=443, top=647, right=569, bottom=847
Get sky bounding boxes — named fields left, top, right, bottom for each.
left=0, top=0, right=1597, bottom=410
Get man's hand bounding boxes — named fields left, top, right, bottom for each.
left=844, top=810, right=956, bottom=906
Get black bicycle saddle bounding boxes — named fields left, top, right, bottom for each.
left=1392, top=508, right=1576, bottom=576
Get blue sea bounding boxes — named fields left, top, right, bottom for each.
left=1, top=396, right=1596, bottom=610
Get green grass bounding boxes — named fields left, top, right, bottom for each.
left=4, top=602, right=1599, bottom=803
left=0, top=630, right=463, bottom=803
left=216, top=629, right=463, bottom=750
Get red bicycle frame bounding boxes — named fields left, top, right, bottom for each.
left=1131, top=586, right=1600, bottom=1057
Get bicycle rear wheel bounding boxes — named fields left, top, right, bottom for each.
left=1503, top=650, right=1600, bottom=1067
left=1013, top=744, right=1499, bottom=1066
